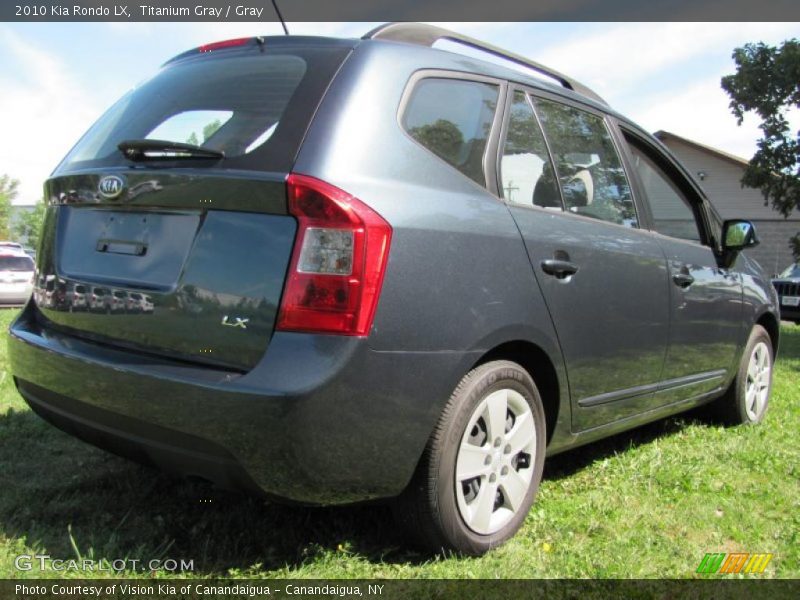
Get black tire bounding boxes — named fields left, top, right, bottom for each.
left=712, top=324, right=773, bottom=425
left=394, top=360, right=546, bottom=555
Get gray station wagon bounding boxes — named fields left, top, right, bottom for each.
left=8, top=23, right=780, bottom=554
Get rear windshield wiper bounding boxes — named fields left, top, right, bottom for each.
left=118, top=139, right=225, bottom=161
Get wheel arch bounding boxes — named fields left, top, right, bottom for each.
left=755, top=309, right=780, bottom=357
left=471, top=340, right=562, bottom=444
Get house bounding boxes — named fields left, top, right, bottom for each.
left=654, top=130, right=799, bottom=276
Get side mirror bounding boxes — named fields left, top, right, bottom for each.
left=722, top=219, right=759, bottom=252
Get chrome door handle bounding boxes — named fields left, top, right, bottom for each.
left=672, top=272, right=694, bottom=288
left=541, top=259, right=579, bottom=279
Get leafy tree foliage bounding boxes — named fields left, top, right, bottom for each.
left=13, top=198, right=47, bottom=251
left=186, top=119, right=222, bottom=147
left=721, top=39, right=800, bottom=258
left=202, top=119, right=222, bottom=142
left=409, top=119, right=464, bottom=165
left=0, top=175, right=20, bottom=240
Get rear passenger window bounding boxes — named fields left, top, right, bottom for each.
left=627, top=143, right=702, bottom=242
left=402, top=78, right=499, bottom=186
left=534, top=98, right=638, bottom=228
left=500, top=91, right=562, bottom=208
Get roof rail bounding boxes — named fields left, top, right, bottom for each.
left=362, top=22, right=607, bottom=106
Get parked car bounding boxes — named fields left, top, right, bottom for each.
left=772, top=263, right=800, bottom=324
left=0, top=250, right=34, bottom=305
left=88, top=287, right=108, bottom=312
left=126, top=292, right=145, bottom=313
left=0, top=241, right=24, bottom=251
left=66, top=282, right=88, bottom=312
left=8, top=23, right=780, bottom=555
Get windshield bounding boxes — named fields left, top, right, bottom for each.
left=778, top=264, right=800, bottom=279
left=0, top=255, right=34, bottom=271
left=55, top=43, right=352, bottom=174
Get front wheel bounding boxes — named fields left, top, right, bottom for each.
left=394, top=360, right=546, bottom=555
left=713, top=324, right=773, bottom=425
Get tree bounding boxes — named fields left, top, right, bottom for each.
left=408, top=119, right=464, bottom=165
left=202, top=119, right=222, bottom=142
left=186, top=119, right=222, bottom=147
left=721, top=39, right=800, bottom=258
left=0, top=175, right=20, bottom=240
left=13, top=198, right=47, bottom=250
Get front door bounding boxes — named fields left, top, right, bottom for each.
left=621, top=133, right=743, bottom=403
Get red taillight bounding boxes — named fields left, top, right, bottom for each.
left=276, top=174, right=392, bottom=336
left=198, top=38, right=251, bottom=53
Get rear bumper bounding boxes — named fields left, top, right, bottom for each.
left=8, top=305, right=475, bottom=504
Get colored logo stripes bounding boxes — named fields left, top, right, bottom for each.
left=697, top=552, right=773, bottom=574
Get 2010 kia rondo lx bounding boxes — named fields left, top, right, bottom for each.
left=9, top=23, right=780, bottom=555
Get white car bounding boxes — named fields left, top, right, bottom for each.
left=0, top=251, right=35, bottom=305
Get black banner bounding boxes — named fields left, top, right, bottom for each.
left=3, top=0, right=800, bottom=22
left=4, top=579, right=800, bottom=600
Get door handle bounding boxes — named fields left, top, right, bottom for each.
left=672, top=272, right=694, bottom=288
left=541, top=259, right=579, bottom=279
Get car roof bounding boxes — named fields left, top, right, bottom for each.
left=165, top=28, right=635, bottom=126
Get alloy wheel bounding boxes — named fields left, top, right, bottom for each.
left=745, top=341, right=771, bottom=421
left=455, top=388, right=537, bottom=535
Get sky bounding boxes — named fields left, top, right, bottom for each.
left=1, top=21, right=798, bottom=204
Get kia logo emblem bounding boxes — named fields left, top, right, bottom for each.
left=98, top=175, right=124, bottom=199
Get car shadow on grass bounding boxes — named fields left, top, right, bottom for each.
left=0, top=407, right=421, bottom=575
left=1, top=406, right=709, bottom=574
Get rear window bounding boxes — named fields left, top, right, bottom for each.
left=56, top=43, right=352, bottom=174
left=402, top=78, right=499, bottom=186
left=0, top=255, right=34, bottom=271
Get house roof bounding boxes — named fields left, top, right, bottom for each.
left=653, top=130, right=750, bottom=169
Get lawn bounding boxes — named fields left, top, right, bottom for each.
left=0, top=307, right=798, bottom=579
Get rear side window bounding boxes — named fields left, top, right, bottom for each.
left=0, top=255, right=34, bottom=271
left=56, top=44, right=352, bottom=174
left=500, top=91, right=562, bottom=208
left=402, top=78, right=499, bottom=186
left=534, top=98, right=638, bottom=228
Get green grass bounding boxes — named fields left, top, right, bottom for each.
left=1, top=307, right=798, bottom=579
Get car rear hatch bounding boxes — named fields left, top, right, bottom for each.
left=33, top=37, right=354, bottom=371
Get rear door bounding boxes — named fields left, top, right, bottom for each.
left=33, top=39, right=353, bottom=371
left=618, top=128, right=743, bottom=401
left=498, top=89, right=671, bottom=431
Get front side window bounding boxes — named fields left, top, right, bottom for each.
left=627, top=142, right=703, bottom=242
left=534, top=98, right=638, bottom=228
left=402, top=78, right=499, bottom=186
left=500, top=91, right=562, bottom=208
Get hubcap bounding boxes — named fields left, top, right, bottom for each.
left=455, top=388, right=536, bottom=535
left=745, top=341, right=771, bottom=421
